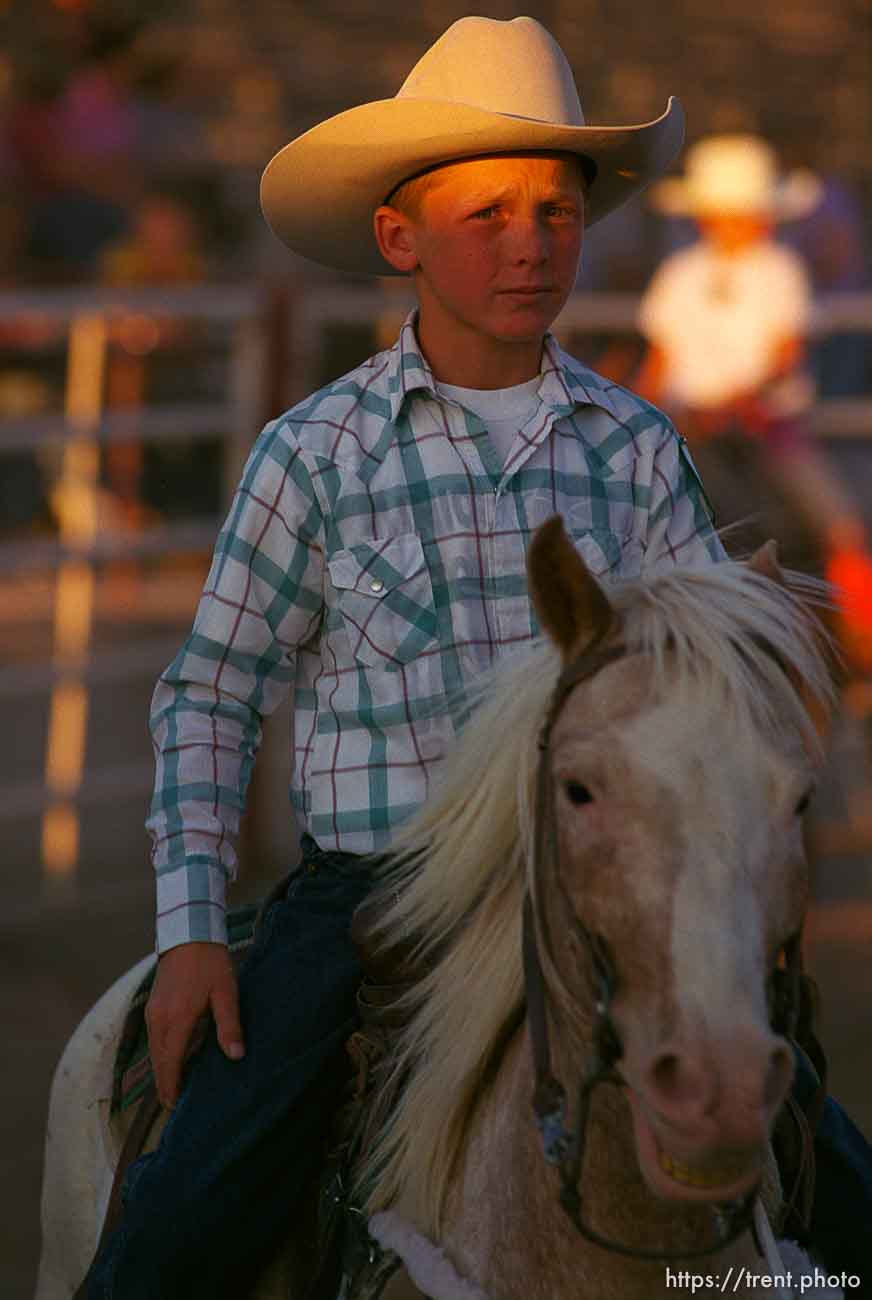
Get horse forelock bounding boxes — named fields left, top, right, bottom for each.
left=355, top=559, right=835, bottom=1234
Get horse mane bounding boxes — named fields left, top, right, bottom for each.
left=354, top=559, right=836, bottom=1234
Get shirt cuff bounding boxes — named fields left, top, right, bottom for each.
left=155, top=859, right=229, bottom=954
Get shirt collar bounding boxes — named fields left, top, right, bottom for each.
left=386, top=309, right=439, bottom=422
left=387, top=308, right=624, bottom=428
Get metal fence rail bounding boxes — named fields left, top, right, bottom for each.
left=2, top=282, right=871, bottom=889
left=292, top=285, right=872, bottom=437
left=0, top=285, right=269, bottom=886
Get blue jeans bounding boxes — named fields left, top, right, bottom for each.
left=86, top=836, right=376, bottom=1300
left=793, top=1048, right=872, bottom=1294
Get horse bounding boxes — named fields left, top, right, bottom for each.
left=37, top=518, right=842, bottom=1299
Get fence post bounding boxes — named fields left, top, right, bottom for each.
left=41, top=312, right=107, bottom=896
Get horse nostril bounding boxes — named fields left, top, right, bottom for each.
left=646, top=1048, right=718, bottom=1119
left=649, top=1052, right=693, bottom=1105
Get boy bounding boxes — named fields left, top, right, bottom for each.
left=83, top=18, right=867, bottom=1300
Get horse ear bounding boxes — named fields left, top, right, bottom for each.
left=748, top=539, right=785, bottom=585
left=528, top=515, right=614, bottom=658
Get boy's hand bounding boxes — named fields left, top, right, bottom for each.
left=146, top=941, right=245, bottom=1109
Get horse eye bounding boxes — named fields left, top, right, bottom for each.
left=565, top=781, right=593, bottom=807
left=795, top=788, right=814, bottom=816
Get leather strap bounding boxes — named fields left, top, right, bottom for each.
left=525, top=640, right=627, bottom=1145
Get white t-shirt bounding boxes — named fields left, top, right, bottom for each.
left=435, top=375, right=541, bottom=469
left=638, top=240, right=811, bottom=409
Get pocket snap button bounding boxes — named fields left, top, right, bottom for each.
left=369, top=579, right=384, bottom=593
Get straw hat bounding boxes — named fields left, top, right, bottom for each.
left=260, top=15, right=684, bottom=276
left=651, top=134, right=821, bottom=221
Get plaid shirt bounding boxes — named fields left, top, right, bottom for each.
left=148, top=310, right=723, bottom=953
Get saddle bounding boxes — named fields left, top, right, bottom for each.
left=77, top=881, right=828, bottom=1300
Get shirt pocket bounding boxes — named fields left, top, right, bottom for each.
left=326, top=533, right=439, bottom=671
left=569, top=527, right=645, bottom=580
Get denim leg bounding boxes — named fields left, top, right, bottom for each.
left=793, top=1047, right=872, bottom=1293
left=810, top=1097, right=872, bottom=1293
left=86, top=859, right=374, bottom=1300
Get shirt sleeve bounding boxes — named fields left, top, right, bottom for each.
left=146, top=419, right=325, bottom=954
left=643, top=421, right=727, bottom=573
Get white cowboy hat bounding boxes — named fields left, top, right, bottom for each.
left=650, top=134, right=821, bottom=221
left=260, top=15, right=684, bottom=276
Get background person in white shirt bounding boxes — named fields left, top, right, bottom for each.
left=636, top=135, right=870, bottom=595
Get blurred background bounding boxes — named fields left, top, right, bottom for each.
left=2, top=0, right=871, bottom=1294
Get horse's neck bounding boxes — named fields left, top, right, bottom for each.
left=438, top=1028, right=766, bottom=1300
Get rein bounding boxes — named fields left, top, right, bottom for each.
left=522, top=634, right=801, bottom=1261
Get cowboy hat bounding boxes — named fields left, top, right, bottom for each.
left=260, top=15, right=684, bottom=276
left=650, top=134, right=821, bottom=221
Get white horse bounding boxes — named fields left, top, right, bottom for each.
left=38, top=522, right=843, bottom=1299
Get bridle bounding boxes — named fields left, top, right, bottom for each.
left=521, top=632, right=804, bottom=1261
